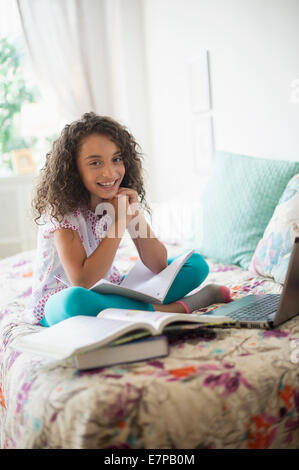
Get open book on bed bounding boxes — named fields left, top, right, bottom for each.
left=56, top=250, right=194, bottom=304
left=11, top=308, right=233, bottom=369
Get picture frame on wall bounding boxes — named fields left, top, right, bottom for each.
left=12, top=148, right=35, bottom=174
left=189, top=49, right=211, bottom=113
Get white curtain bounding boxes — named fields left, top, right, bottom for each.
left=16, top=0, right=129, bottom=121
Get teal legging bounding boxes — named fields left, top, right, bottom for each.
left=40, top=252, right=209, bottom=327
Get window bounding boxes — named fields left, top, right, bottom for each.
left=0, top=0, right=67, bottom=176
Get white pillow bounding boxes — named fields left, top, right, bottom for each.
left=249, top=174, right=299, bottom=284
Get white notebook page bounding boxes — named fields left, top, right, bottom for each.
left=120, top=251, right=193, bottom=299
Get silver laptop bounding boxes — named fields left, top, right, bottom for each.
left=200, top=237, right=299, bottom=329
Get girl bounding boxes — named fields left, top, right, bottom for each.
left=29, top=112, right=231, bottom=327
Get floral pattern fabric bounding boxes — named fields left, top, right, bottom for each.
left=0, top=240, right=299, bottom=449
left=249, top=173, right=299, bottom=284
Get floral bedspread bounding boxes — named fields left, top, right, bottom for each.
left=0, top=238, right=299, bottom=449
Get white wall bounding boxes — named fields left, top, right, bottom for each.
left=142, top=0, right=299, bottom=203
left=119, top=0, right=157, bottom=201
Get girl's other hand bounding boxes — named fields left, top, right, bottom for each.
left=102, top=187, right=139, bottom=228
left=117, top=187, right=141, bottom=220
left=116, top=187, right=139, bottom=205
left=109, top=193, right=134, bottom=227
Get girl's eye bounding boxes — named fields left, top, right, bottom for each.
left=89, top=156, right=122, bottom=167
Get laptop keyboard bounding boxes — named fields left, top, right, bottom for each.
left=228, top=294, right=281, bottom=321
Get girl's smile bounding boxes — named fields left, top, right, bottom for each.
left=77, top=133, right=125, bottom=211
left=96, top=179, right=119, bottom=190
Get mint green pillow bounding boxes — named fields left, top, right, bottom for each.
left=195, top=151, right=299, bottom=269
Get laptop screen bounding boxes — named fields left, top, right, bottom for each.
left=274, top=237, right=299, bottom=326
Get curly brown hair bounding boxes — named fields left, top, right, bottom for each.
left=32, top=112, right=152, bottom=225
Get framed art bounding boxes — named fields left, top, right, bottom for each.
left=189, top=49, right=211, bottom=113
left=12, top=148, right=36, bottom=174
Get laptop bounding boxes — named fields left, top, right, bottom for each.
left=199, top=237, right=299, bottom=329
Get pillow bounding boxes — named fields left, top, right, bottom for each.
left=249, top=174, right=299, bottom=283
left=193, top=151, right=299, bottom=269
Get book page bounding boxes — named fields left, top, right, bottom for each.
left=119, top=250, right=194, bottom=301
left=99, top=308, right=206, bottom=333
left=91, top=282, right=163, bottom=304
left=99, top=309, right=177, bottom=332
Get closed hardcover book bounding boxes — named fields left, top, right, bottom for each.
left=72, top=335, right=168, bottom=370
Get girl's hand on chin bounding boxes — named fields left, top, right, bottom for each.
left=116, top=187, right=139, bottom=205
left=116, top=188, right=141, bottom=225
left=107, top=192, right=134, bottom=226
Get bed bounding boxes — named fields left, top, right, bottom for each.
left=0, top=235, right=298, bottom=450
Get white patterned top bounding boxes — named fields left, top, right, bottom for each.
left=27, top=206, right=123, bottom=322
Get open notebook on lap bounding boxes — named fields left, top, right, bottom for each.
left=198, top=237, right=299, bottom=329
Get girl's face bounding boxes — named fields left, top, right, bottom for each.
left=76, top=133, right=125, bottom=211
